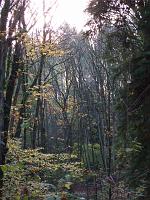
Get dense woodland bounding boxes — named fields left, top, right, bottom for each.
left=0, top=0, right=150, bottom=199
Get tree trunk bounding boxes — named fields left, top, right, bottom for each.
left=4, top=42, right=22, bottom=143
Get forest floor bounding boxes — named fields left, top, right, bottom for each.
left=1, top=139, right=132, bottom=200
left=2, top=139, right=100, bottom=200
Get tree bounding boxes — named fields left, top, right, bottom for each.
left=0, top=0, right=29, bottom=195
left=86, top=0, right=150, bottom=199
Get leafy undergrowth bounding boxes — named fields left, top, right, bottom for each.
left=2, top=139, right=138, bottom=200
left=2, top=139, right=85, bottom=200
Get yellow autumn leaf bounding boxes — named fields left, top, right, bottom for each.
left=64, top=182, right=72, bottom=190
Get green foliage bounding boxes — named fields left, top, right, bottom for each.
left=2, top=139, right=85, bottom=199
left=82, top=143, right=101, bottom=169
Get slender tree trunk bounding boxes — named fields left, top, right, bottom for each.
left=31, top=51, right=45, bottom=147
left=9, top=76, right=22, bottom=137
left=32, top=98, right=40, bottom=149
left=4, top=42, right=22, bottom=144
left=40, top=99, right=47, bottom=152
left=0, top=0, right=11, bottom=197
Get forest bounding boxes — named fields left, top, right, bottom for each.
left=0, top=0, right=150, bottom=199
